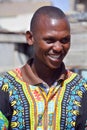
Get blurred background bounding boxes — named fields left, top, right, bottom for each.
left=0, top=0, right=87, bottom=79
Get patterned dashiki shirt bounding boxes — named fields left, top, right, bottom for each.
left=0, top=63, right=87, bottom=130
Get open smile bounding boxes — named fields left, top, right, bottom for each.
left=47, top=54, right=62, bottom=61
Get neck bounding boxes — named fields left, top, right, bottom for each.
left=31, top=58, right=62, bottom=86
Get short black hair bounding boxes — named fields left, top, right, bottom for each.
left=30, top=6, right=66, bottom=32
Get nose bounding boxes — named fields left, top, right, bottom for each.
left=52, top=41, right=63, bottom=53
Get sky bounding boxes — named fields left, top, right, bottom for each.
left=51, top=0, right=70, bottom=12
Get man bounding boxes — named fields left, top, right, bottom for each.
left=0, top=6, right=87, bottom=130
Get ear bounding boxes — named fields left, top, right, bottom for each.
left=26, top=31, right=34, bottom=45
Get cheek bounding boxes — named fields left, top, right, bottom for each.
left=64, top=44, right=70, bottom=52
left=34, top=43, right=50, bottom=53
left=34, top=45, right=45, bottom=57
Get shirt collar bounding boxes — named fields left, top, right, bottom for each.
left=21, top=58, right=67, bottom=85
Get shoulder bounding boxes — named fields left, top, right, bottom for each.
left=68, top=70, right=87, bottom=82
left=66, top=70, right=87, bottom=91
left=0, top=68, right=21, bottom=91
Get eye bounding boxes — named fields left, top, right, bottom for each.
left=59, top=36, right=70, bottom=44
left=45, top=38, right=56, bottom=44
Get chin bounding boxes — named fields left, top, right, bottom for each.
left=48, top=64, right=62, bottom=70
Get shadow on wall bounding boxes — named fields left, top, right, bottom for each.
left=15, top=44, right=34, bottom=64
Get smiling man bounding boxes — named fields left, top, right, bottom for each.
left=0, top=6, right=87, bottom=130
left=29, top=6, right=70, bottom=69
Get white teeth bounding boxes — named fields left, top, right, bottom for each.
left=48, top=55, right=60, bottom=60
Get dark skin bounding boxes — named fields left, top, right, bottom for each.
left=23, top=15, right=70, bottom=86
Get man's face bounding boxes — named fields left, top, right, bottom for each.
left=32, top=16, right=70, bottom=69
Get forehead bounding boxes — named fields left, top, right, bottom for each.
left=35, top=15, right=70, bottom=35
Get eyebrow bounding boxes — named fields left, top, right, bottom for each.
left=43, top=35, right=70, bottom=40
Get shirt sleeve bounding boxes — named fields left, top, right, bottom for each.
left=0, top=111, right=9, bottom=129
left=0, top=87, right=13, bottom=129
left=75, top=90, right=87, bottom=129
